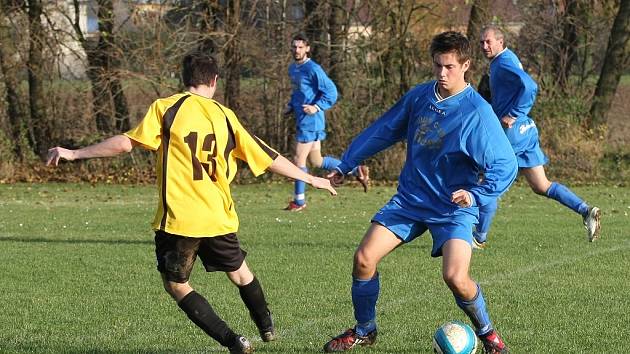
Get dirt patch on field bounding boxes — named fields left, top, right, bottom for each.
left=607, top=85, right=630, bottom=150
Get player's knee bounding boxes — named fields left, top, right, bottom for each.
left=308, top=155, right=323, bottom=167
left=353, top=249, right=377, bottom=275
left=442, top=271, right=467, bottom=293
left=530, top=183, right=548, bottom=195
left=163, top=280, right=191, bottom=301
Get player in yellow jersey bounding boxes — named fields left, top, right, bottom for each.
left=46, top=52, right=336, bottom=354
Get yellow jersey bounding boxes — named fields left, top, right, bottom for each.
left=125, top=92, right=278, bottom=237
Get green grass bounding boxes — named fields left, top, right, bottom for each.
left=0, top=182, right=628, bottom=353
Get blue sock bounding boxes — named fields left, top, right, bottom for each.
left=546, top=182, right=589, bottom=216
left=475, top=199, right=498, bottom=242
left=321, top=156, right=341, bottom=171
left=294, top=166, right=308, bottom=206
left=455, top=284, right=493, bottom=336
left=352, top=273, right=380, bottom=336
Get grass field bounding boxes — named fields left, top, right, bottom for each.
left=0, top=182, right=628, bottom=353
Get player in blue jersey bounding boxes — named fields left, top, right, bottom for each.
left=474, top=25, right=601, bottom=248
left=283, top=33, right=369, bottom=211
left=322, top=32, right=516, bottom=354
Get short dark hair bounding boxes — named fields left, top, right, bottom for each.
left=430, top=31, right=471, bottom=64
left=182, top=52, right=220, bottom=88
left=291, top=33, right=310, bottom=46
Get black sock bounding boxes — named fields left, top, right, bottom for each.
left=238, top=277, right=272, bottom=330
left=177, top=291, right=238, bottom=347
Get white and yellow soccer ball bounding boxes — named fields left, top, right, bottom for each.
left=432, top=320, right=478, bottom=354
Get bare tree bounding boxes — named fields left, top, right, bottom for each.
left=304, top=0, right=327, bottom=63
left=224, top=0, right=242, bottom=111
left=0, top=2, right=29, bottom=159
left=551, top=0, right=583, bottom=91
left=328, top=0, right=349, bottom=94
left=66, top=0, right=130, bottom=134
left=589, top=0, right=630, bottom=127
left=25, top=0, right=49, bottom=158
left=466, top=0, right=491, bottom=86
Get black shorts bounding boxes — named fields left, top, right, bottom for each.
left=154, top=230, right=247, bottom=283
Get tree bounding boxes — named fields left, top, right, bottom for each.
left=466, top=0, right=491, bottom=86
left=551, top=0, right=584, bottom=91
left=0, top=2, right=29, bottom=159
left=223, top=0, right=242, bottom=111
left=26, top=0, right=49, bottom=158
left=303, top=0, right=327, bottom=63
left=67, top=0, right=130, bottom=133
left=328, top=0, right=349, bottom=94
left=589, top=0, right=630, bottom=127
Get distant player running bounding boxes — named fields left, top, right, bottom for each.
left=47, top=52, right=336, bottom=354
left=322, top=32, right=516, bottom=354
left=475, top=25, right=601, bottom=248
left=283, top=33, right=368, bottom=211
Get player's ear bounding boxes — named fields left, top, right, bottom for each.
left=210, top=75, right=218, bottom=87
left=462, top=59, right=470, bottom=72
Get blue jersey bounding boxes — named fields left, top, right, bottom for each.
left=288, top=58, right=338, bottom=132
left=336, top=82, right=517, bottom=221
left=489, top=48, right=538, bottom=120
left=489, top=48, right=542, bottom=156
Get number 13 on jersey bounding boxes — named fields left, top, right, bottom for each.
left=184, top=131, right=217, bottom=181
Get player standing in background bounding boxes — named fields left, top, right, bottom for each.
left=475, top=25, right=601, bottom=248
left=283, top=33, right=369, bottom=211
left=322, top=32, right=516, bottom=354
left=46, top=52, right=337, bottom=354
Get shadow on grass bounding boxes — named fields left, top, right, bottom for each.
left=0, top=236, right=152, bottom=245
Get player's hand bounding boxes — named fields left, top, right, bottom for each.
left=500, top=115, right=516, bottom=129
left=311, top=176, right=337, bottom=196
left=46, top=147, right=75, bottom=166
left=326, top=170, right=345, bottom=187
left=451, top=189, right=473, bottom=208
left=302, top=104, right=318, bottom=115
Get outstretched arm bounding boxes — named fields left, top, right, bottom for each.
left=267, top=155, right=337, bottom=196
left=46, top=134, right=135, bottom=166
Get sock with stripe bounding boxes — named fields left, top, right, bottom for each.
left=294, top=166, right=308, bottom=206
left=455, top=284, right=493, bottom=336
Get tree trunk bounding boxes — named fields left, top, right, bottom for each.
left=71, top=0, right=129, bottom=134
left=304, top=0, right=327, bottom=63
left=224, top=0, right=241, bottom=112
left=98, top=0, right=129, bottom=133
left=553, top=0, right=580, bottom=90
left=26, top=0, right=48, bottom=158
left=589, top=0, right=630, bottom=127
left=0, top=5, right=28, bottom=159
left=466, top=0, right=491, bottom=88
left=112, top=78, right=130, bottom=132
left=328, top=0, right=345, bottom=94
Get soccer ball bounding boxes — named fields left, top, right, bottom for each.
left=432, top=320, right=478, bottom=354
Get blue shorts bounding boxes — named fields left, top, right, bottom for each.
left=372, top=199, right=475, bottom=257
left=296, top=129, right=326, bottom=143
left=505, top=118, right=549, bottom=168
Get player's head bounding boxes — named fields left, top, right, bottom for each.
left=480, top=25, right=505, bottom=59
left=182, top=52, right=220, bottom=88
left=291, top=33, right=311, bottom=62
left=430, top=31, right=471, bottom=95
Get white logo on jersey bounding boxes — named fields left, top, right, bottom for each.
left=519, top=122, right=536, bottom=134
left=429, top=104, right=446, bottom=116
